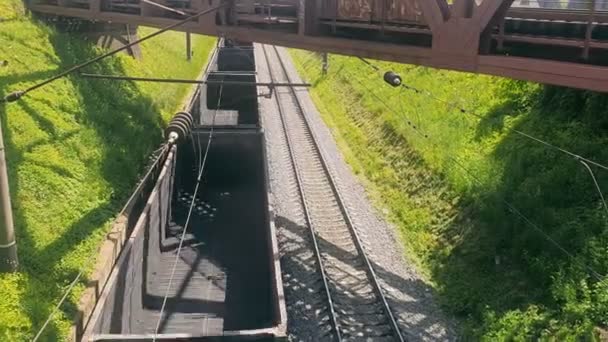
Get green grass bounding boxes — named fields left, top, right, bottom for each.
left=0, top=1, right=215, bottom=340
left=290, top=50, right=608, bottom=339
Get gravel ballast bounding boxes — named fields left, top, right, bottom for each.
left=257, top=45, right=457, bottom=341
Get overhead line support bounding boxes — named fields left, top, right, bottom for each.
left=80, top=73, right=308, bottom=85
left=0, top=118, right=17, bottom=272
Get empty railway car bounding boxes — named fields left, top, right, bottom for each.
left=82, top=40, right=287, bottom=341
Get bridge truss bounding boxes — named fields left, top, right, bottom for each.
left=28, top=0, right=608, bottom=92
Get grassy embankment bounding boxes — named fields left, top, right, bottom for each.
left=290, top=50, right=608, bottom=339
left=0, top=1, right=215, bottom=340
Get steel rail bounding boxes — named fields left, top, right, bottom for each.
left=264, top=44, right=405, bottom=342
left=260, top=44, right=342, bottom=342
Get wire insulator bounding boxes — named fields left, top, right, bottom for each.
left=383, top=71, right=402, bottom=87
left=165, top=111, right=194, bottom=144
left=2, top=91, right=24, bottom=103
left=173, top=111, right=194, bottom=127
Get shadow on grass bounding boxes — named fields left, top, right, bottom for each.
left=473, top=102, right=515, bottom=141
left=428, top=85, right=608, bottom=338
left=1, top=25, right=165, bottom=340
left=290, top=53, right=608, bottom=337
left=291, top=51, right=608, bottom=338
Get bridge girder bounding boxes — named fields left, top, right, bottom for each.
left=28, top=0, right=608, bottom=92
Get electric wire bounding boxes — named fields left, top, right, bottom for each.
left=261, top=43, right=342, bottom=341
left=355, top=59, right=608, bottom=277
left=579, top=160, right=608, bottom=221
left=339, top=68, right=427, bottom=139
left=32, top=143, right=171, bottom=342
left=152, top=84, right=224, bottom=340
left=78, top=73, right=309, bottom=87
left=328, top=56, right=607, bottom=281
left=32, top=271, right=85, bottom=342
left=354, top=57, right=608, bottom=231
left=1, top=5, right=223, bottom=103
left=357, top=56, right=380, bottom=72
left=397, top=84, right=425, bottom=135
left=120, top=144, right=171, bottom=214
left=447, top=154, right=605, bottom=281
left=22, top=11, right=282, bottom=339
left=356, top=57, right=608, bottom=172
left=354, top=56, right=608, bottom=216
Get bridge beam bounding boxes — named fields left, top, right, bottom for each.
left=418, top=0, right=450, bottom=32
left=25, top=0, right=608, bottom=93
left=475, top=0, right=516, bottom=31
left=429, top=0, right=515, bottom=71
left=452, top=0, right=475, bottom=18
left=191, top=0, right=220, bottom=32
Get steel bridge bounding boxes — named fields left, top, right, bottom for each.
left=29, top=0, right=608, bottom=92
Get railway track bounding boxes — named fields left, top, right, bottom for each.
left=261, top=44, right=405, bottom=342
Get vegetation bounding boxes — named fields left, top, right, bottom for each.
left=0, top=1, right=215, bottom=340
left=290, top=50, right=608, bottom=339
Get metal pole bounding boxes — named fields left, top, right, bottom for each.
left=186, top=32, right=192, bottom=61
left=322, top=52, right=329, bottom=74
left=0, top=119, right=17, bottom=272
left=79, top=73, right=311, bottom=87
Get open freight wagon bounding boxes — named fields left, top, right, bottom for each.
left=81, top=40, right=287, bottom=341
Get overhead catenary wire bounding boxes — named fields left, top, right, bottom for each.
left=340, top=68, right=427, bottom=139
left=78, top=73, right=311, bottom=87
left=358, top=57, right=608, bottom=237
left=267, top=44, right=408, bottom=341
left=447, top=154, right=606, bottom=281
left=1, top=5, right=223, bottom=103
left=32, top=269, right=86, bottom=342
left=153, top=84, right=224, bottom=340
left=261, top=44, right=344, bottom=341
left=32, top=144, right=171, bottom=342
left=8, top=34, right=232, bottom=307
left=356, top=57, right=608, bottom=172
left=579, top=160, right=608, bottom=221
left=357, top=56, right=381, bottom=72
left=355, top=60, right=608, bottom=255
left=320, top=55, right=606, bottom=282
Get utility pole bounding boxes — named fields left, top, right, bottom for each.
left=0, top=119, right=17, bottom=272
